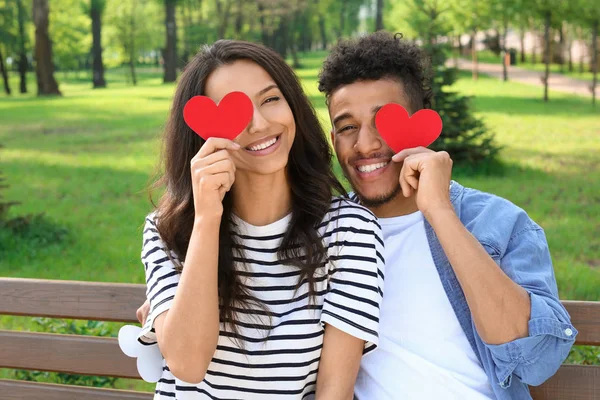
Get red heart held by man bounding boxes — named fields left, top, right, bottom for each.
left=183, top=91, right=254, bottom=141
left=374, top=103, right=443, bottom=153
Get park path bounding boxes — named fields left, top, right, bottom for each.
left=453, top=59, right=593, bottom=98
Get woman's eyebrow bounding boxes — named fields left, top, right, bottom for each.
left=257, top=84, right=278, bottom=96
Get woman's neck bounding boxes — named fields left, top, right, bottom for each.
left=230, top=169, right=292, bottom=226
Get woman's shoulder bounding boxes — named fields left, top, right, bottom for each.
left=319, top=196, right=381, bottom=233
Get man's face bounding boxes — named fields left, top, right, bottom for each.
left=328, top=79, right=412, bottom=208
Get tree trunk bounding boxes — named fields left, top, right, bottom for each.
left=519, top=25, right=526, bottom=63
left=216, top=0, right=232, bottom=39
left=91, top=0, right=106, bottom=88
left=532, top=31, right=538, bottom=64
left=164, top=0, right=178, bottom=83
left=319, top=15, right=327, bottom=50
left=32, top=0, right=61, bottom=96
left=234, top=0, right=243, bottom=38
left=592, top=20, right=598, bottom=106
left=543, top=11, right=551, bottom=102
left=257, top=2, right=269, bottom=45
left=568, top=32, right=573, bottom=72
left=471, top=32, right=478, bottom=81
left=453, top=35, right=460, bottom=68
left=0, top=46, right=11, bottom=95
left=17, top=0, right=28, bottom=93
left=129, top=0, right=137, bottom=85
left=558, top=24, right=565, bottom=73
left=502, top=19, right=508, bottom=81
left=375, top=0, right=384, bottom=31
left=274, top=17, right=288, bottom=59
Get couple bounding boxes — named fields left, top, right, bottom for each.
left=134, top=32, right=576, bottom=400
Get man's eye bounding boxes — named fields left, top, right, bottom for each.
left=338, top=125, right=356, bottom=133
left=263, top=96, right=280, bottom=104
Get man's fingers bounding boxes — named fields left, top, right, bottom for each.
left=398, top=162, right=413, bottom=197
left=391, top=146, right=433, bottom=163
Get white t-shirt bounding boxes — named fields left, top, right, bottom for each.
left=138, top=197, right=385, bottom=399
left=354, top=210, right=495, bottom=400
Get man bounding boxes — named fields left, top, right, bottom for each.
left=137, top=32, right=576, bottom=399
left=316, top=32, right=576, bottom=399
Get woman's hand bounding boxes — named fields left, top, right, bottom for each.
left=191, top=137, right=240, bottom=219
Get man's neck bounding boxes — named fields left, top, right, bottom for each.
left=366, top=194, right=419, bottom=219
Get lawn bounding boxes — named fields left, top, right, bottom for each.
left=1, top=52, right=599, bottom=390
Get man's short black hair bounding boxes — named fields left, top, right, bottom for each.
left=318, top=31, right=433, bottom=112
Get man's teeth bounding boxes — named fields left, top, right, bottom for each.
left=357, top=162, right=387, bottom=173
left=248, top=137, right=277, bottom=151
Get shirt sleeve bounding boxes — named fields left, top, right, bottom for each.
left=137, top=214, right=181, bottom=345
left=320, top=209, right=385, bottom=354
left=483, top=227, right=577, bottom=388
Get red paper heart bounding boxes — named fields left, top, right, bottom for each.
left=183, top=91, right=253, bottom=141
left=375, top=103, right=442, bottom=153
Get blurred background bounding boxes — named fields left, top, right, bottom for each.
left=0, top=0, right=598, bottom=392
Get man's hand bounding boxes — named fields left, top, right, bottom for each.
left=391, top=147, right=453, bottom=219
left=137, top=299, right=151, bottom=324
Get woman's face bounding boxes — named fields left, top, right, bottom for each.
left=204, top=59, right=296, bottom=177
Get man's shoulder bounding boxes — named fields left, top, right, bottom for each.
left=451, top=181, right=542, bottom=250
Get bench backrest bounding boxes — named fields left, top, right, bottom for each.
left=0, top=277, right=598, bottom=399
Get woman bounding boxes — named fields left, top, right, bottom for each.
left=138, top=40, right=384, bottom=399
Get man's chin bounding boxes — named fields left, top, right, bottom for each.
left=353, top=185, right=401, bottom=208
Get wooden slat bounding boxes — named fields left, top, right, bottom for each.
left=0, top=278, right=145, bottom=322
left=0, top=330, right=142, bottom=379
left=531, top=365, right=600, bottom=400
left=563, top=301, right=600, bottom=346
left=0, top=379, right=153, bottom=400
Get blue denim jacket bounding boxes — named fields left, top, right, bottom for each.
left=422, top=181, right=577, bottom=399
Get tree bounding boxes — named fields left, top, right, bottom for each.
left=164, top=0, right=178, bottom=83
left=0, top=45, right=10, bottom=95
left=577, top=0, right=598, bottom=105
left=395, top=0, right=499, bottom=164
left=32, top=0, right=61, bottom=95
left=375, top=0, right=384, bottom=31
left=90, top=0, right=107, bottom=88
left=451, top=0, right=493, bottom=81
left=490, top=0, right=520, bottom=81
left=532, top=0, right=566, bottom=102
left=16, top=0, right=28, bottom=93
left=49, top=0, right=90, bottom=75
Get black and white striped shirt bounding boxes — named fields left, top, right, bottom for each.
left=138, top=197, right=385, bottom=399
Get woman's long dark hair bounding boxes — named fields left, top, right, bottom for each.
left=150, top=40, right=346, bottom=336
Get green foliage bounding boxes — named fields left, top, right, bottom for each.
left=103, top=0, right=163, bottom=68
left=395, top=0, right=500, bottom=164
left=12, top=318, right=118, bottom=388
left=49, top=0, right=91, bottom=71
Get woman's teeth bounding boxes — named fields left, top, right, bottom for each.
left=248, top=137, right=277, bottom=151
left=357, top=162, right=387, bottom=173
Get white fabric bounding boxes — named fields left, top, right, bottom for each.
left=355, top=211, right=495, bottom=400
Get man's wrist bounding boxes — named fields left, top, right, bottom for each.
left=422, top=202, right=456, bottom=226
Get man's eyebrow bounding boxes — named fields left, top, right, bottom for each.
left=372, top=105, right=383, bottom=115
left=332, top=112, right=352, bottom=127
left=257, top=84, right=278, bottom=96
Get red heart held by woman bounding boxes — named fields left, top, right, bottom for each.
left=374, top=103, right=443, bottom=153
left=183, top=91, right=254, bottom=141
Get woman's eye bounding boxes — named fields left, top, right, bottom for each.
left=263, top=96, right=280, bottom=104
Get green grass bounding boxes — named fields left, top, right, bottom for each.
left=1, top=53, right=599, bottom=388
left=465, top=49, right=596, bottom=83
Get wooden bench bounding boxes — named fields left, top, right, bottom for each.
left=0, top=277, right=598, bottom=399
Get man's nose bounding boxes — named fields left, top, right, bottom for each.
left=354, top=125, right=383, bottom=155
